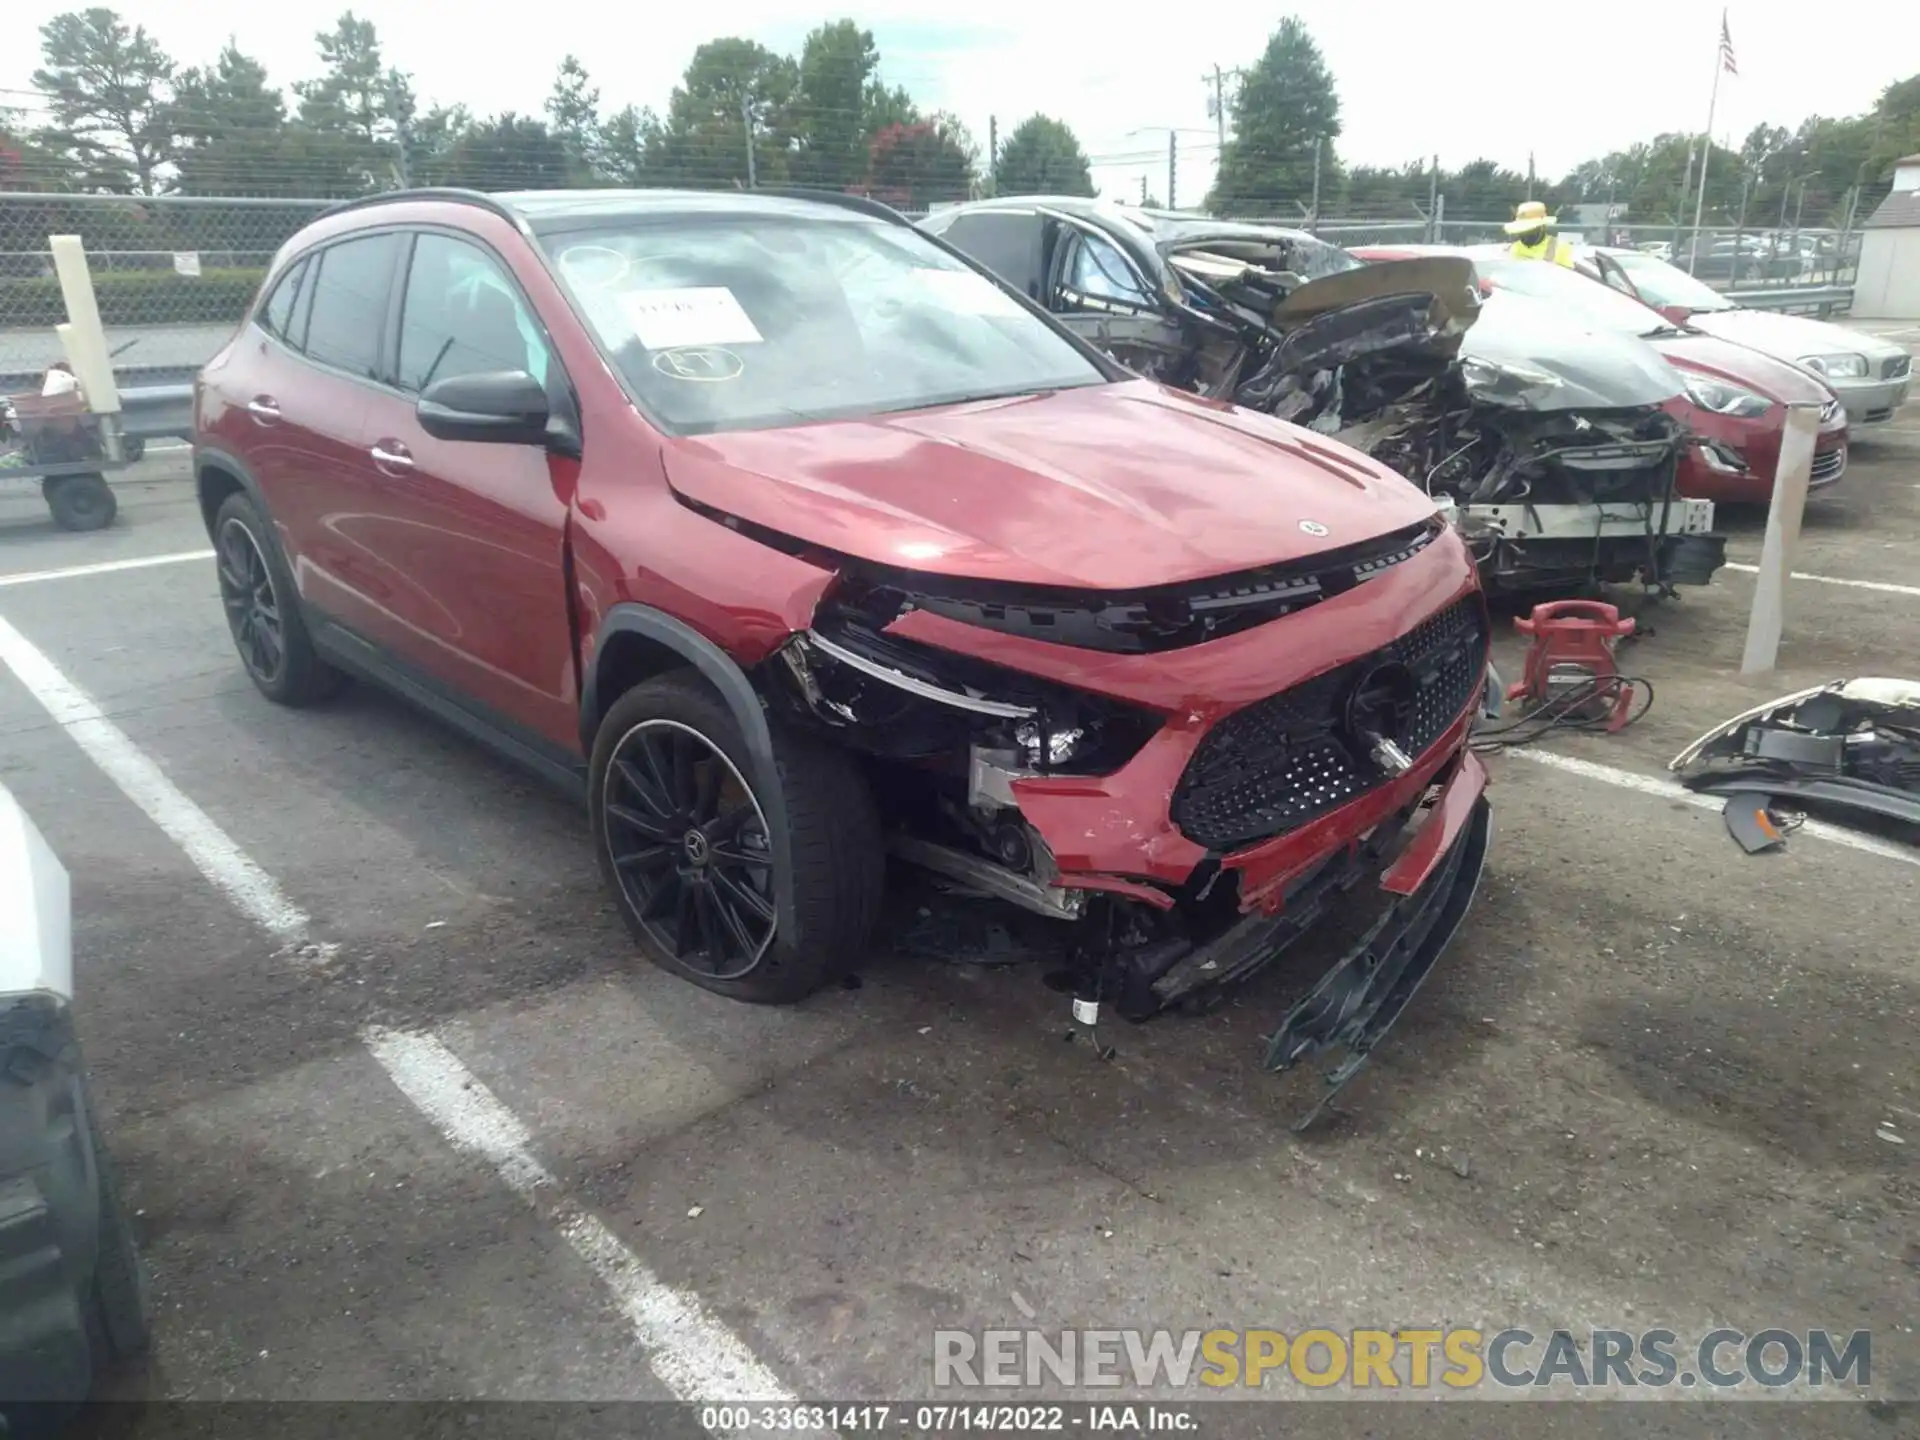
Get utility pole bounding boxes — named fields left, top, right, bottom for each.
left=1168, top=132, right=1178, bottom=212
left=1203, top=65, right=1239, bottom=152
left=1140, top=175, right=1148, bottom=205
left=1309, top=135, right=1323, bottom=231
left=741, top=93, right=756, bottom=187
left=1527, top=151, right=1536, bottom=199
left=1675, top=143, right=1697, bottom=257
left=988, top=115, right=998, bottom=190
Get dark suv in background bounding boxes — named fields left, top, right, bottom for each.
left=192, top=187, right=1492, bottom=1118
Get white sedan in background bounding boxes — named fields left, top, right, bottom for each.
left=1582, top=247, right=1912, bottom=426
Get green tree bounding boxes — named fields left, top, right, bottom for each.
left=31, top=7, right=176, bottom=194
left=1211, top=17, right=1341, bottom=215
left=436, top=113, right=569, bottom=190
left=407, top=104, right=476, bottom=187
left=293, top=12, right=418, bottom=186
left=170, top=43, right=320, bottom=197
left=864, top=114, right=974, bottom=209
left=656, top=38, right=798, bottom=187
left=600, top=104, right=666, bottom=186
left=865, top=84, right=920, bottom=135
left=546, top=55, right=603, bottom=181
left=993, top=115, right=1093, bottom=196
left=791, top=20, right=881, bottom=189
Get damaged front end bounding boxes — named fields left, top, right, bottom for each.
left=1144, top=239, right=1726, bottom=595
left=1670, top=678, right=1920, bottom=840
left=748, top=523, right=1495, bottom=1124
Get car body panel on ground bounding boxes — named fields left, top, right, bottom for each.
left=192, top=187, right=1493, bottom=1116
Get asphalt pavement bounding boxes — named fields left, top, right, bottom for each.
left=0, top=410, right=1915, bottom=1434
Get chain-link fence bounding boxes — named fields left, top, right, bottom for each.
left=0, top=193, right=329, bottom=386
left=0, top=187, right=1880, bottom=391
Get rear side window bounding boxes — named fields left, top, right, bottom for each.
left=395, top=233, right=550, bottom=393
left=301, top=233, right=402, bottom=378
left=259, top=257, right=307, bottom=341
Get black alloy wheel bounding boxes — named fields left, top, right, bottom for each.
left=602, top=718, right=777, bottom=980
left=216, top=515, right=285, bottom=687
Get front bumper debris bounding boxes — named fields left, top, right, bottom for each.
left=1265, top=767, right=1492, bottom=1130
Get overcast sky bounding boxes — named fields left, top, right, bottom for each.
left=3, top=1, right=1915, bottom=204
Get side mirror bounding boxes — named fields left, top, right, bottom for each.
left=1658, top=303, right=1694, bottom=327
left=417, top=370, right=550, bottom=447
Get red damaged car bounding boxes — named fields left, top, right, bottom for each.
left=193, top=188, right=1493, bottom=1120
left=1355, top=245, right=1849, bottom=504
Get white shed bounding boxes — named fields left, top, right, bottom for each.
left=1853, top=154, right=1920, bottom=320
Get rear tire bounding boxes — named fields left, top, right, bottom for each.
left=590, top=672, right=884, bottom=1004
left=213, top=491, right=341, bottom=706
left=42, top=474, right=117, bottom=531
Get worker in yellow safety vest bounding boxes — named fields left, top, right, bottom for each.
left=1505, top=200, right=1574, bottom=266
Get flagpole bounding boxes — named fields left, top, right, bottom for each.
left=1687, top=9, right=1726, bottom=274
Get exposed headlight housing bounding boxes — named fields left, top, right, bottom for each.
left=1683, top=375, right=1772, bottom=418
left=1799, top=353, right=1868, bottom=379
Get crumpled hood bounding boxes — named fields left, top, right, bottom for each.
left=1649, top=330, right=1837, bottom=405
left=662, top=379, right=1440, bottom=590
left=1689, top=307, right=1908, bottom=367
left=1460, top=290, right=1685, bottom=409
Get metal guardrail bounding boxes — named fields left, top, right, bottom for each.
left=1721, top=284, right=1853, bottom=318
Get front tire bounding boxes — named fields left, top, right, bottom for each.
left=590, top=673, right=884, bottom=1004
left=213, top=491, right=341, bottom=706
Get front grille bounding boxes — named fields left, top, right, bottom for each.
left=1886, top=354, right=1912, bottom=381
left=1811, top=445, right=1847, bottom=484
left=1170, top=595, right=1489, bottom=851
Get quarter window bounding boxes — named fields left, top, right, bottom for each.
left=259, top=256, right=307, bottom=341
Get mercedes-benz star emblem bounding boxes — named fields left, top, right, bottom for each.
left=1298, top=519, right=1330, bottom=537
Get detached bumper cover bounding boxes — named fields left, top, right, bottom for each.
left=1265, top=755, right=1491, bottom=1128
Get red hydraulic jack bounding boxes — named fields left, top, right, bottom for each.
left=1506, top=600, right=1638, bottom=732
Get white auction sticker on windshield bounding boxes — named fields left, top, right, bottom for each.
left=911, top=268, right=1023, bottom=316
left=616, top=286, right=764, bottom=350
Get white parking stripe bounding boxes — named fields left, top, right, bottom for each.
left=1505, top=748, right=1920, bottom=869
left=0, top=613, right=329, bottom=953
left=365, top=1028, right=804, bottom=1414
left=0, top=608, right=804, bottom=1421
left=0, top=549, right=214, bottom=588
left=1721, top=562, right=1920, bottom=598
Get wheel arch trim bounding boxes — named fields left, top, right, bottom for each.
left=583, top=604, right=797, bottom=938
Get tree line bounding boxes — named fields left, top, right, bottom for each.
left=0, top=8, right=1100, bottom=208
left=4, top=8, right=1916, bottom=224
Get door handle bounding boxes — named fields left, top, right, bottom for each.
left=247, top=397, right=281, bottom=422
left=370, top=442, right=415, bottom=471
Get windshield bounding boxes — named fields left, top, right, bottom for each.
left=1475, top=257, right=1672, bottom=339
left=1609, top=251, right=1736, bottom=312
left=543, top=213, right=1108, bottom=435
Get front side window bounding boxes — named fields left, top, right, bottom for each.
left=301, top=233, right=402, bottom=378
left=1061, top=231, right=1151, bottom=308
left=395, top=233, right=550, bottom=394
left=543, top=213, right=1107, bottom=435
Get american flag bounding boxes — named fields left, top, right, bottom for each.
left=1718, top=11, right=1738, bottom=76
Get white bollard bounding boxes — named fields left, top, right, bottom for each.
left=1739, top=401, right=1821, bottom=675
left=49, top=235, right=121, bottom=416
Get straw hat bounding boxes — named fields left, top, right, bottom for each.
left=1503, top=200, right=1558, bottom=235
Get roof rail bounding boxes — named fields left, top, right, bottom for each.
left=314, top=187, right=520, bottom=225
left=749, top=187, right=913, bottom=227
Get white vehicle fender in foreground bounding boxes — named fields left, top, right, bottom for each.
left=0, top=783, right=73, bottom=1002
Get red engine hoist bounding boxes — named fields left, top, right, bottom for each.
left=1505, top=599, right=1639, bottom=733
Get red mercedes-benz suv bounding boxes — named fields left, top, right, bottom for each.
left=193, top=188, right=1492, bottom=1121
